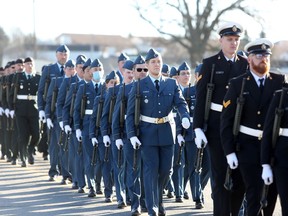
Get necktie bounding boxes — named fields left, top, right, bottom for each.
left=259, top=78, right=264, bottom=94
left=95, top=83, right=98, bottom=94
left=60, top=65, right=64, bottom=76
left=27, top=75, right=31, bottom=80
left=155, top=80, right=159, bottom=92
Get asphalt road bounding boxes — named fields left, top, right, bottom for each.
left=0, top=152, right=282, bottom=216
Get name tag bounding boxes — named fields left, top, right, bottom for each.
left=215, top=71, right=224, bottom=75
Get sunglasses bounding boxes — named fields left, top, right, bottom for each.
left=136, top=68, right=148, bottom=72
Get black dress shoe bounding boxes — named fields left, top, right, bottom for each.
left=166, top=191, right=174, bottom=198
left=6, top=157, right=12, bottom=163
left=88, top=188, right=96, bottom=197
left=158, top=204, right=166, bottom=216
left=175, top=196, right=183, bottom=203
left=48, top=176, right=55, bottom=181
left=141, top=206, right=147, bottom=212
left=0, top=155, right=5, bottom=160
left=131, top=208, right=141, bottom=216
left=60, top=178, right=67, bottom=185
left=71, top=183, right=78, bottom=189
left=195, top=201, right=204, bottom=209
left=27, top=155, right=34, bottom=165
left=117, top=201, right=127, bottom=209
left=78, top=187, right=85, bottom=193
left=183, top=191, right=189, bottom=200
left=96, top=183, right=103, bottom=194
left=11, top=159, right=17, bottom=165
left=105, top=197, right=112, bottom=203
left=21, top=161, right=27, bottom=167
left=43, top=152, right=48, bottom=160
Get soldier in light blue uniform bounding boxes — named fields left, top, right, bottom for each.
left=89, top=71, right=120, bottom=202
left=62, top=57, right=87, bottom=193
left=116, top=53, right=129, bottom=84
left=57, top=56, right=85, bottom=188
left=101, top=69, right=126, bottom=208
left=112, top=59, right=140, bottom=215
left=74, top=58, right=103, bottom=198
left=126, top=48, right=191, bottom=216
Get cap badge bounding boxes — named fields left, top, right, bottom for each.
left=261, top=43, right=267, bottom=50
left=232, top=25, right=237, bottom=32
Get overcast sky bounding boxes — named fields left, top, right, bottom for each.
left=0, top=0, right=286, bottom=43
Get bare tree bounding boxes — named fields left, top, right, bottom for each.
left=0, top=27, right=9, bottom=66
left=134, top=0, right=263, bottom=66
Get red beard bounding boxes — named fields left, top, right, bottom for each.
left=251, top=60, right=269, bottom=75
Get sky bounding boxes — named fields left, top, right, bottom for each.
left=0, top=0, right=287, bottom=43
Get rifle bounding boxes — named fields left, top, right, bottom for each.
left=69, top=82, right=78, bottom=121
left=51, top=76, right=58, bottom=117
left=78, top=83, right=87, bottom=154
left=107, top=83, right=116, bottom=135
left=58, top=130, right=65, bottom=146
left=224, top=77, right=246, bottom=191
left=91, top=87, right=105, bottom=166
left=119, top=83, right=126, bottom=139
left=133, top=79, right=141, bottom=171
left=77, top=140, right=82, bottom=155
left=257, top=87, right=287, bottom=215
left=5, top=76, right=10, bottom=131
left=43, top=67, right=50, bottom=102
left=64, top=131, right=70, bottom=152
left=117, top=145, right=123, bottom=168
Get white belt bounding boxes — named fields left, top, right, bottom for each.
left=17, top=95, right=37, bottom=100
left=140, top=114, right=173, bottom=124
left=210, top=102, right=223, bottom=112
left=279, top=128, right=288, bottom=137
left=85, top=109, right=93, bottom=115
left=239, top=125, right=263, bottom=140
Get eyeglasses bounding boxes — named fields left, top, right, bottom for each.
left=179, top=72, right=191, bottom=76
left=136, top=68, right=148, bottom=72
left=253, top=53, right=270, bottom=59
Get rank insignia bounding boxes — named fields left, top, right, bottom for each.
left=223, top=100, right=231, bottom=108
left=261, top=43, right=267, bottom=50
left=232, top=25, right=237, bottom=32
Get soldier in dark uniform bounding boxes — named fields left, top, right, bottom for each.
left=126, top=48, right=191, bottom=216
left=261, top=80, right=288, bottom=216
left=10, top=57, right=40, bottom=167
left=116, top=53, right=129, bottom=84
left=0, top=66, right=5, bottom=158
left=193, top=22, right=248, bottom=216
left=221, top=38, right=284, bottom=215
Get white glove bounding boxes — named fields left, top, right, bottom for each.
left=177, top=134, right=185, bottom=146
left=115, top=139, right=124, bottom=150
left=194, top=128, right=208, bottom=148
left=0, top=107, right=4, bottom=115
left=46, top=118, right=54, bottom=129
left=76, top=129, right=82, bottom=142
left=262, top=164, right=273, bottom=185
left=130, top=136, right=141, bottom=150
left=64, top=125, right=72, bottom=134
left=5, top=109, right=10, bottom=117
left=181, top=117, right=190, bottom=129
left=91, top=137, right=98, bottom=146
left=226, top=152, right=238, bottom=169
left=39, top=110, right=46, bottom=123
left=59, top=121, right=64, bottom=130
left=103, top=135, right=111, bottom=147
left=9, top=110, right=15, bottom=118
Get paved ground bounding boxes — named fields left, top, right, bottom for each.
left=0, top=152, right=282, bottom=216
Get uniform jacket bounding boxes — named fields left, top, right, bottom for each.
left=193, top=50, right=248, bottom=135
left=261, top=87, right=288, bottom=168
left=37, top=63, right=62, bottom=111
left=125, top=76, right=189, bottom=146
left=221, top=71, right=284, bottom=164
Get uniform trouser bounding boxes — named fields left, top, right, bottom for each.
left=183, top=141, right=210, bottom=202
left=70, top=132, right=85, bottom=188
left=172, top=142, right=185, bottom=198
left=82, top=130, right=95, bottom=190
left=11, top=118, right=19, bottom=160
left=111, top=140, right=126, bottom=203
left=97, top=139, right=113, bottom=198
left=3, top=116, right=12, bottom=158
left=16, top=114, right=39, bottom=162
left=274, top=166, right=288, bottom=216
left=58, top=130, right=71, bottom=180
left=142, top=144, right=174, bottom=215
left=38, top=123, right=49, bottom=154
left=48, top=120, right=60, bottom=177
left=207, top=134, right=245, bottom=216
left=124, top=138, right=141, bottom=211
left=239, top=163, right=277, bottom=216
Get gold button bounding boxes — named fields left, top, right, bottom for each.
left=257, top=111, right=261, bottom=115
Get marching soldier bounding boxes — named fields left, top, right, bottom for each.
left=89, top=70, right=120, bottom=202
left=116, top=52, right=129, bottom=84
left=193, top=21, right=248, bottom=216
left=125, top=48, right=191, bottom=216
left=10, top=57, right=40, bottom=167
left=221, top=38, right=284, bottom=215
left=261, top=80, right=288, bottom=216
